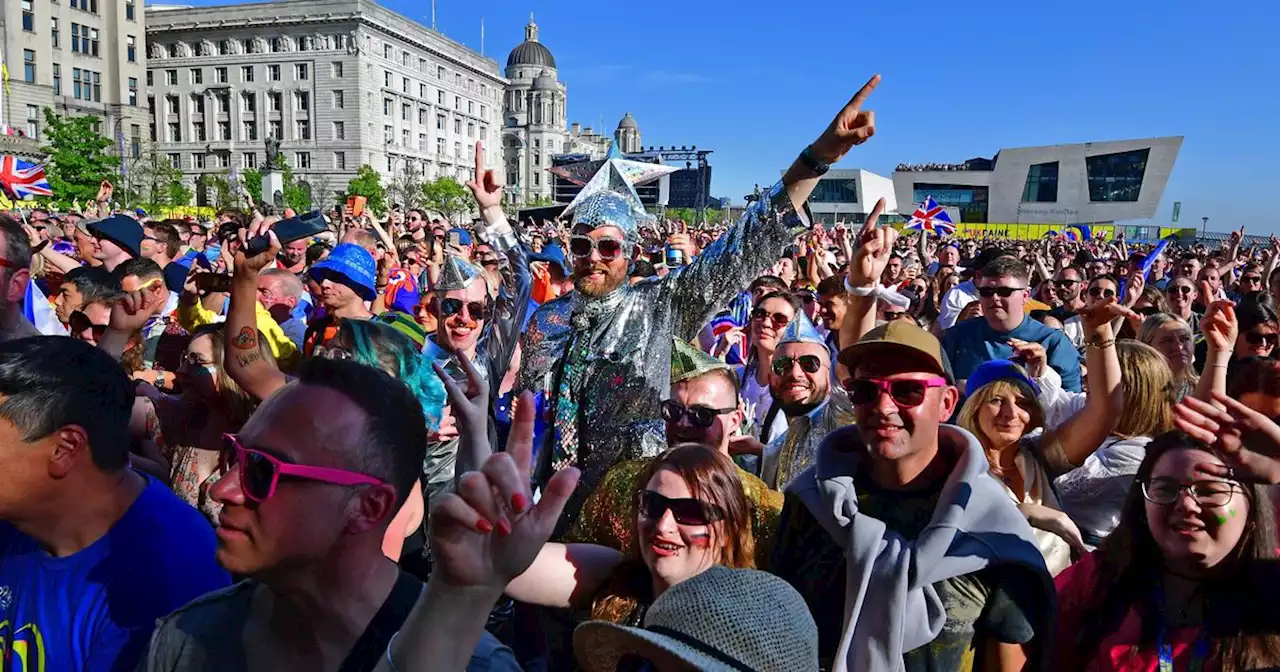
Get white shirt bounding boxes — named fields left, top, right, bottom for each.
left=937, top=279, right=979, bottom=330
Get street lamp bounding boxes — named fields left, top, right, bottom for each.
left=1202, top=216, right=1209, bottom=237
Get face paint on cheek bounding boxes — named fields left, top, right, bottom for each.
left=1216, top=514, right=1228, bottom=525
left=688, top=532, right=711, bottom=549
left=1230, top=507, right=1238, bottom=518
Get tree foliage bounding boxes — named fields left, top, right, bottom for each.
left=421, top=176, right=472, bottom=224
left=125, top=143, right=188, bottom=214
left=387, top=163, right=423, bottom=211
left=525, top=194, right=555, bottom=207
left=41, top=109, right=117, bottom=207
left=241, top=167, right=263, bottom=205
left=344, top=165, right=386, bottom=214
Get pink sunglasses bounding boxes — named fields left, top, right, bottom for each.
left=220, top=434, right=385, bottom=504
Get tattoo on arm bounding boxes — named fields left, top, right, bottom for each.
left=232, top=327, right=258, bottom=350
left=235, top=351, right=264, bottom=368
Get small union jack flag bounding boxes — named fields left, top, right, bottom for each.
left=904, top=196, right=955, bottom=236
left=0, top=155, right=52, bottom=200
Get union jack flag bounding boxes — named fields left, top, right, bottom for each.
left=0, top=155, right=51, bottom=200
left=904, top=196, right=955, bottom=236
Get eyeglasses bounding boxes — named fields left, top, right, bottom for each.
left=433, top=297, right=490, bottom=320
left=771, top=354, right=822, bottom=375
left=977, top=286, right=1026, bottom=298
left=219, top=434, right=385, bottom=504
left=843, top=376, right=948, bottom=408
left=637, top=489, right=724, bottom=526
left=1087, top=287, right=1117, bottom=299
left=751, top=308, right=791, bottom=328
left=1142, top=477, right=1239, bottom=507
left=1245, top=331, right=1279, bottom=347
left=68, top=310, right=107, bottom=339
left=569, top=235, right=627, bottom=260
left=660, top=400, right=736, bottom=428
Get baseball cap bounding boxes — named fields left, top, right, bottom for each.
left=86, top=214, right=144, bottom=258
left=838, top=320, right=946, bottom=376
left=528, top=242, right=570, bottom=277
left=450, top=228, right=473, bottom=246
left=965, top=359, right=1040, bottom=397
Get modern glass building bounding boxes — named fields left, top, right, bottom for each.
left=891, top=137, right=1181, bottom=226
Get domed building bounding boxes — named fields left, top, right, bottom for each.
left=501, top=16, right=611, bottom=205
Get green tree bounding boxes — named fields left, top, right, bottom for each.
left=241, top=167, right=263, bottom=205
left=344, top=165, right=386, bottom=214
left=125, top=143, right=188, bottom=213
left=387, top=162, right=423, bottom=211
left=526, top=194, right=555, bottom=207
left=421, top=176, right=472, bottom=224
left=41, top=108, right=117, bottom=206
left=165, top=181, right=193, bottom=209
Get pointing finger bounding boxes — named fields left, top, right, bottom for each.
left=845, top=74, right=881, bottom=115
left=474, top=141, right=485, bottom=177
left=859, top=198, right=886, bottom=241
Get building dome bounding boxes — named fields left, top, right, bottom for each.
left=617, top=112, right=638, bottom=130
left=506, top=16, right=556, bottom=69
left=532, top=69, right=556, bottom=91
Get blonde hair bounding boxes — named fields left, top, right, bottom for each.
left=1137, top=312, right=1199, bottom=386
left=958, top=378, right=1044, bottom=478
left=1114, top=340, right=1174, bottom=438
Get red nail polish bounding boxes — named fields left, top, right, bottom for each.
left=512, top=493, right=528, bottom=514
left=475, top=519, right=493, bottom=534
left=496, top=517, right=511, bottom=536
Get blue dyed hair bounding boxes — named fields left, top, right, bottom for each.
left=339, top=319, right=446, bottom=431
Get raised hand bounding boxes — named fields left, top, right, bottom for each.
left=432, top=353, right=492, bottom=476
left=235, top=214, right=280, bottom=277
left=1200, top=300, right=1238, bottom=354
left=847, top=198, right=893, bottom=288
left=1077, top=297, right=1138, bottom=332
left=428, top=393, right=580, bottom=590
left=809, top=74, right=880, bottom=164
left=465, top=142, right=503, bottom=211
left=1007, top=338, right=1048, bottom=379
left=96, top=179, right=113, bottom=203
left=1175, top=393, right=1280, bottom=485
left=108, top=285, right=163, bottom=334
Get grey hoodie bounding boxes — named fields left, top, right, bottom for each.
left=787, top=423, right=1054, bottom=671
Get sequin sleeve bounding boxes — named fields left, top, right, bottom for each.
left=664, top=179, right=813, bottom=341
left=480, top=238, right=533, bottom=392
left=566, top=459, right=645, bottom=552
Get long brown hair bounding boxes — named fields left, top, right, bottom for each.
left=190, top=324, right=260, bottom=427
left=1075, top=431, right=1280, bottom=671
left=1114, top=340, right=1175, bottom=438
left=591, top=443, right=755, bottom=623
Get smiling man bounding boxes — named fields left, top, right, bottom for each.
left=519, top=75, right=885, bottom=527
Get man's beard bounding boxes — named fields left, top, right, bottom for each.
left=575, top=265, right=625, bottom=297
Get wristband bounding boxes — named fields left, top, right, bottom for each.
left=844, top=277, right=911, bottom=310
left=30, top=240, right=48, bottom=254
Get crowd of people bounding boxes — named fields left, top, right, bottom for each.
left=2, top=72, right=1280, bottom=672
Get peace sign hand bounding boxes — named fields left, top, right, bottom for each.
left=810, top=74, right=880, bottom=164
left=465, top=141, right=503, bottom=211
left=428, top=391, right=580, bottom=590
left=847, top=198, right=894, bottom=288
left=1174, top=393, right=1280, bottom=485
left=432, top=351, right=492, bottom=476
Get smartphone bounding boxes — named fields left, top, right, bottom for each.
left=198, top=273, right=233, bottom=293
left=245, top=210, right=328, bottom=257
left=448, top=230, right=461, bottom=247
left=347, top=196, right=366, bottom=218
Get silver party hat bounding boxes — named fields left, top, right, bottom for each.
left=435, top=253, right=484, bottom=292
left=554, top=140, right=679, bottom=240
left=777, top=312, right=825, bottom=347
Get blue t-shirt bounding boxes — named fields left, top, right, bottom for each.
left=0, top=474, right=230, bottom=672
left=942, top=315, right=1083, bottom=392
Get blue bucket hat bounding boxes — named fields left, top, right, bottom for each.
left=310, top=243, right=376, bottom=301
left=529, top=242, right=570, bottom=278
left=964, top=359, right=1040, bottom=398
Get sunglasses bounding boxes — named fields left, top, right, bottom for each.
left=1053, top=279, right=1079, bottom=287
left=434, top=297, right=489, bottom=320
left=843, top=376, right=948, bottom=408
left=1245, top=331, right=1279, bottom=347
left=772, top=354, right=822, bottom=375
left=637, top=489, right=724, bottom=526
left=977, top=286, right=1026, bottom=298
left=1242, top=275, right=1263, bottom=284
left=1167, top=285, right=1194, bottom=296
left=751, top=308, right=791, bottom=328
left=793, top=291, right=817, bottom=304
left=68, top=310, right=107, bottom=339
left=569, top=235, right=627, bottom=260
left=219, top=434, right=385, bottom=504
left=1087, top=287, right=1117, bottom=299
left=660, top=400, right=736, bottom=428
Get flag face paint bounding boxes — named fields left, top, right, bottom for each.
left=688, top=532, right=711, bottom=548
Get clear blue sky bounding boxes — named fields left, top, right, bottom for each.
left=168, top=0, right=1277, bottom=233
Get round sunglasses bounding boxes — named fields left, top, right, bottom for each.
left=219, top=434, right=385, bottom=504
left=751, top=308, right=791, bottom=328
left=843, top=376, right=948, bottom=408
left=569, top=235, right=628, bottom=260
left=771, top=354, right=822, bottom=376
left=637, top=489, right=724, bottom=526
left=1087, top=286, right=1117, bottom=299
left=660, top=400, right=736, bottom=428
left=432, top=297, right=490, bottom=320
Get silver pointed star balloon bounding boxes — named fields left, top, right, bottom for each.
left=555, top=138, right=680, bottom=240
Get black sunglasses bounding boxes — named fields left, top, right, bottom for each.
left=1245, top=331, right=1279, bottom=347
left=637, top=489, right=724, bottom=526
left=771, top=354, right=822, bottom=375
left=1242, top=275, right=1263, bottom=284
left=1053, top=279, right=1079, bottom=287
left=1167, top=285, right=1194, bottom=296
left=68, top=310, right=107, bottom=339
left=751, top=308, right=791, bottom=328
left=977, top=286, right=1026, bottom=298
left=569, top=235, right=627, bottom=260
left=1087, top=287, right=1116, bottom=299
left=434, top=297, right=489, bottom=320
left=660, top=400, right=736, bottom=428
